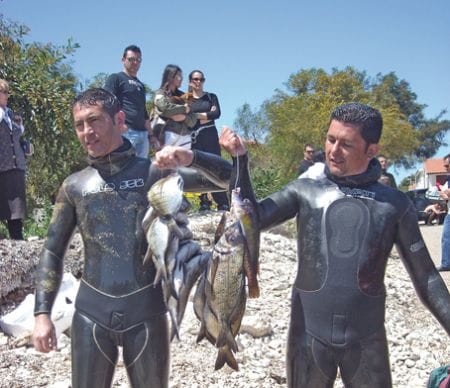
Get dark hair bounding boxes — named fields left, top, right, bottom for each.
left=330, top=103, right=383, bottom=145
left=304, top=144, right=314, bottom=151
left=188, top=69, right=204, bottom=80
left=444, top=154, right=450, bottom=162
left=122, top=45, right=141, bottom=58
left=160, top=64, right=182, bottom=91
left=72, top=88, right=120, bottom=119
left=313, top=150, right=325, bottom=163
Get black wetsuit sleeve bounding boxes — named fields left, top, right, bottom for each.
left=185, top=149, right=231, bottom=190
left=34, top=183, right=76, bottom=315
left=231, top=153, right=300, bottom=230
left=147, top=150, right=232, bottom=192
left=395, top=202, right=450, bottom=335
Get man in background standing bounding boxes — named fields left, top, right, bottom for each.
left=105, top=45, right=151, bottom=158
left=377, top=154, right=397, bottom=188
left=298, top=144, right=315, bottom=174
left=438, top=153, right=450, bottom=271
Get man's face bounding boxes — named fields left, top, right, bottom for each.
left=444, top=158, right=450, bottom=174
left=304, top=146, right=314, bottom=161
left=325, top=119, right=379, bottom=177
left=73, top=102, right=125, bottom=158
left=0, top=90, right=9, bottom=108
left=122, top=50, right=142, bottom=77
left=378, top=156, right=388, bottom=170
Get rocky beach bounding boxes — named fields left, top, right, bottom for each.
left=0, top=213, right=449, bottom=388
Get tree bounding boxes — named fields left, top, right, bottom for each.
left=237, top=67, right=446, bottom=179
left=0, top=15, right=83, bottom=206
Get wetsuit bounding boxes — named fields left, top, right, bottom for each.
left=232, top=155, right=450, bottom=388
left=34, top=139, right=231, bottom=388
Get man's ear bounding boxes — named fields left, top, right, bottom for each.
left=367, top=144, right=379, bottom=159
left=115, top=110, right=127, bottom=133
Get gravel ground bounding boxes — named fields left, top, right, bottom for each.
left=0, top=216, right=449, bottom=388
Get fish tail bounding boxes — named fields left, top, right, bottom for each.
left=215, top=346, right=239, bottom=371
left=168, top=308, right=180, bottom=341
left=196, top=323, right=207, bottom=343
left=216, top=326, right=238, bottom=353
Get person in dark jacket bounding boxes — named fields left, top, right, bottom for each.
left=188, top=69, right=229, bottom=211
left=219, top=103, right=450, bottom=388
left=298, top=144, right=315, bottom=174
left=0, top=79, right=27, bottom=240
left=104, top=45, right=151, bottom=158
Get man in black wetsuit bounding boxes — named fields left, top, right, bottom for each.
left=32, top=88, right=231, bottom=388
left=219, top=103, right=450, bottom=388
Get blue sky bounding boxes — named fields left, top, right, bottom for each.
left=2, top=0, right=450, bottom=183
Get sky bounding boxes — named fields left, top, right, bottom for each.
left=2, top=0, right=450, bottom=183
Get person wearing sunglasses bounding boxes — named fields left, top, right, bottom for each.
left=298, top=144, right=315, bottom=175
left=186, top=70, right=229, bottom=211
left=104, top=45, right=151, bottom=158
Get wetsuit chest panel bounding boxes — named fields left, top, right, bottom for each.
left=298, top=197, right=385, bottom=347
left=327, top=198, right=368, bottom=259
left=72, top=166, right=153, bottom=294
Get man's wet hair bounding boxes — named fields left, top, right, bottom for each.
left=330, top=103, right=383, bottom=145
left=72, top=88, right=120, bottom=119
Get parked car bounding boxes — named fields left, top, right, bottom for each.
left=404, top=188, right=447, bottom=224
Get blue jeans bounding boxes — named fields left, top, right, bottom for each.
left=441, top=213, right=450, bottom=268
left=124, top=128, right=149, bottom=159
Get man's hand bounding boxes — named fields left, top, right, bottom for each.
left=219, top=126, right=247, bottom=157
left=32, top=314, right=57, bottom=353
left=154, top=146, right=194, bottom=169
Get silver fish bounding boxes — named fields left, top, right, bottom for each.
left=144, top=217, right=170, bottom=283
left=147, top=173, right=184, bottom=217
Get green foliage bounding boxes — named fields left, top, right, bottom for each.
left=236, top=67, right=449, bottom=178
left=0, top=15, right=84, bottom=204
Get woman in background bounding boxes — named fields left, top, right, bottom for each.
left=152, top=64, right=197, bottom=148
left=188, top=70, right=229, bottom=211
left=0, top=79, right=27, bottom=240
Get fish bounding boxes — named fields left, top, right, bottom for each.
left=170, top=249, right=210, bottom=342
left=194, top=211, right=247, bottom=371
left=231, top=188, right=260, bottom=298
left=144, top=217, right=170, bottom=284
left=147, top=173, right=184, bottom=218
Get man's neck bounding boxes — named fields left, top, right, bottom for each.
left=123, top=69, right=137, bottom=78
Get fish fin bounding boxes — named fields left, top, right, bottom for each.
left=143, top=246, right=153, bottom=265
left=153, top=267, right=162, bottom=286
left=214, top=212, right=228, bottom=244
left=208, top=254, right=220, bottom=290
left=215, top=346, right=239, bottom=371
left=196, top=323, right=207, bottom=343
left=168, top=309, right=180, bottom=341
